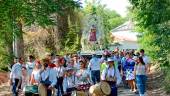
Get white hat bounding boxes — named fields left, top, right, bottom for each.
left=107, top=57, right=115, bottom=62
left=133, top=56, right=138, bottom=60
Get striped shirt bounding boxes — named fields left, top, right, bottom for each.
left=10, top=63, right=22, bottom=80
left=135, top=65, right=146, bottom=75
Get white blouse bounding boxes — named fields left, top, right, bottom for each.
left=32, top=70, right=40, bottom=83
left=54, top=66, right=66, bottom=78
left=101, top=66, right=122, bottom=85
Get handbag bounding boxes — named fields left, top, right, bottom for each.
left=23, top=85, right=38, bottom=94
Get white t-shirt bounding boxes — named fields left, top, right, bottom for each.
left=26, top=61, right=35, bottom=77
left=142, top=55, right=150, bottom=65
left=32, top=70, right=40, bottom=82
left=55, top=66, right=66, bottom=78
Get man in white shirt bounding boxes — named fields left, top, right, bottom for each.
left=54, top=58, right=66, bottom=96
left=101, top=57, right=122, bottom=96
left=88, top=54, right=101, bottom=85
left=10, top=57, right=24, bottom=96
left=140, top=49, right=151, bottom=73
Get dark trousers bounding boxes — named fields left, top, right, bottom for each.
left=56, top=77, right=64, bottom=96
left=91, top=70, right=100, bottom=84
left=47, top=89, right=52, bottom=96
left=107, top=81, right=117, bottom=96
left=12, top=79, right=21, bottom=96
left=63, top=87, right=76, bottom=96
left=66, top=87, right=76, bottom=93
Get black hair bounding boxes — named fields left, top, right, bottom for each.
left=51, top=52, right=55, bottom=56
left=19, top=57, right=24, bottom=61
left=125, top=52, right=130, bottom=55
left=22, top=66, right=27, bottom=70
left=138, top=56, right=145, bottom=65
left=140, top=49, right=145, bottom=53
left=29, top=55, right=35, bottom=59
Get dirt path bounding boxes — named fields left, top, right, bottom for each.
left=118, top=87, right=139, bottom=96
left=0, top=72, right=11, bottom=96
left=0, top=83, right=11, bottom=96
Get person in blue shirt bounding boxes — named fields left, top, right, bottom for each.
left=88, top=54, right=101, bottom=85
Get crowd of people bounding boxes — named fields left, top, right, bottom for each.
left=9, top=48, right=150, bottom=96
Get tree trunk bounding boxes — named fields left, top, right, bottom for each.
left=13, top=21, right=24, bottom=58
left=45, top=28, right=57, bottom=52
left=55, top=14, right=69, bottom=51
left=13, top=35, right=24, bottom=58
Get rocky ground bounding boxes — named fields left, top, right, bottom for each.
left=0, top=72, right=10, bottom=96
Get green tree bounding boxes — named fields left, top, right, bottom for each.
left=129, top=0, right=170, bottom=93
left=129, top=0, right=170, bottom=65
left=0, top=0, right=80, bottom=69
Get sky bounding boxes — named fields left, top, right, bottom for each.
left=82, top=0, right=130, bottom=17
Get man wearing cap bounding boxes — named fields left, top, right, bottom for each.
left=101, top=58, right=122, bottom=96
left=88, top=54, right=101, bottom=85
